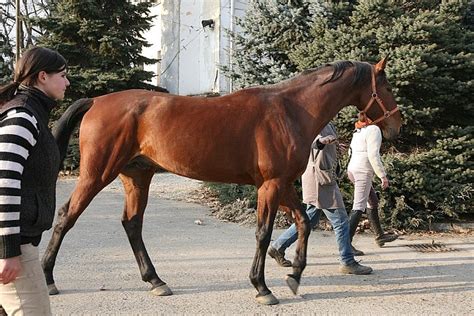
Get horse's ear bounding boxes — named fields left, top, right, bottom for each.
left=375, top=55, right=389, bottom=73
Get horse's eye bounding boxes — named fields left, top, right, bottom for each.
left=386, top=86, right=392, bottom=93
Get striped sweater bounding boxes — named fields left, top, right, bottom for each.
left=0, top=108, right=39, bottom=258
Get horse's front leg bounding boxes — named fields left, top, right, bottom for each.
left=250, top=179, right=281, bottom=305
left=42, top=199, right=71, bottom=294
left=280, top=185, right=311, bottom=295
left=42, top=177, right=105, bottom=295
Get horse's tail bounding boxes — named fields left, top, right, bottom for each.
left=52, top=98, right=94, bottom=165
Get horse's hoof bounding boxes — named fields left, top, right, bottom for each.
left=150, top=284, right=173, bottom=296
left=256, top=293, right=279, bottom=305
left=285, top=274, right=299, bottom=295
left=48, top=283, right=59, bottom=295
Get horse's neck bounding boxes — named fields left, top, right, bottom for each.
left=287, top=76, right=359, bottom=142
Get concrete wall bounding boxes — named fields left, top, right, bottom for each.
left=159, top=0, right=248, bottom=95
left=160, top=0, right=181, bottom=94
left=177, top=0, right=220, bottom=95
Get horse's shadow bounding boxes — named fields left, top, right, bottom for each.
left=52, top=247, right=473, bottom=304
left=170, top=258, right=474, bottom=304
left=129, top=260, right=473, bottom=301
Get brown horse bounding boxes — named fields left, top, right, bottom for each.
left=42, top=58, right=401, bottom=305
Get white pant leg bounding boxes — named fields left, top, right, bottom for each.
left=348, top=169, right=374, bottom=211
left=0, top=244, right=51, bottom=316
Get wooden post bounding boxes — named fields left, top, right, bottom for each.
left=15, top=0, right=22, bottom=63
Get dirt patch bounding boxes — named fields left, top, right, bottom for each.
left=50, top=176, right=474, bottom=315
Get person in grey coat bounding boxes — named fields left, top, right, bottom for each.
left=268, top=123, right=372, bottom=275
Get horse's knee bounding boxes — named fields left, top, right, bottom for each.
left=57, top=214, right=79, bottom=233
left=57, top=201, right=69, bottom=217
left=54, top=198, right=87, bottom=233
left=52, top=201, right=70, bottom=227
left=53, top=213, right=71, bottom=234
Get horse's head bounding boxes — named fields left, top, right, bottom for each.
left=356, top=57, right=401, bottom=140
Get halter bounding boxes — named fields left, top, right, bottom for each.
left=359, top=67, right=399, bottom=125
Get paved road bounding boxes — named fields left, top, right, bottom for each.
left=43, top=175, right=474, bottom=315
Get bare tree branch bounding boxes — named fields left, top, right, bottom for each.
left=1, top=0, right=50, bottom=51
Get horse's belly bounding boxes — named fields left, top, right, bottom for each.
left=151, top=153, right=254, bottom=185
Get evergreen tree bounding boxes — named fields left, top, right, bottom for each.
left=29, top=0, right=158, bottom=170
left=218, top=0, right=473, bottom=229
left=290, top=0, right=473, bottom=146
left=0, top=33, right=13, bottom=85
left=34, top=0, right=158, bottom=113
left=222, top=0, right=319, bottom=88
left=289, top=0, right=473, bottom=228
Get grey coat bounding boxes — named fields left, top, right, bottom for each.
left=301, top=123, right=344, bottom=209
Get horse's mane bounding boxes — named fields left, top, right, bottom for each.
left=307, top=61, right=374, bottom=87
left=267, top=60, right=373, bottom=90
left=232, top=60, right=387, bottom=96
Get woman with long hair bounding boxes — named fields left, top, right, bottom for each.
left=0, top=46, right=69, bottom=315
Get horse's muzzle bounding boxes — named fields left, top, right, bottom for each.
left=382, top=126, right=401, bottom=140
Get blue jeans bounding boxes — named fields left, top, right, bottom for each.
left=271, top=204, right=356, bottom=265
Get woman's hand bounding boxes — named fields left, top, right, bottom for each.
left=381, top=176, right=389, bottom=190
left=0, top=257, right=21, bottom=284
left=319, top=135, right=336, bottom=145
left=338, top=142, right=348, bottom=152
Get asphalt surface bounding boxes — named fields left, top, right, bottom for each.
left=42, top=174, right=474, bottom=315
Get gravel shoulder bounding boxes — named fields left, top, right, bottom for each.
left=45, top=173, right=474, bottom=315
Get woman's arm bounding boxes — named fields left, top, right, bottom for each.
left=0, top=108, right=39, bottom=283
left=366, top=126, right=388, bottom=183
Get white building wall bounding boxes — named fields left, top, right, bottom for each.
left=219, top=0, right=248, bottom=94
left=159, top=0, right=248, bottom=95
left=160, top=0, right=181, bottom=94
left=177, top=0, right=220, bottom=95
left=142, top=3, right=162, bottom=86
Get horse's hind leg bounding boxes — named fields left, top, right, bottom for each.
left=280, top=185, right=310, bottom=295
left=119, top=166, right=172, bottom=296
left=42, top=176, right=112, bottom=295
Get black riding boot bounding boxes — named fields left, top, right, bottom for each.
left=367, top=208, right=398, bottom=247
left=349, top=209, right=364, bottom=256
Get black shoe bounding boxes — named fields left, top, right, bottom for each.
left=352, top=245, right=365, bottom=256
left=340, top=262, right=373, bottom=275
left=375, top=233, right=398, bottom=247
left=268, top=247, right=292, bottom=267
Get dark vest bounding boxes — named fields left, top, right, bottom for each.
left=1, top=89, right=60, bottom=241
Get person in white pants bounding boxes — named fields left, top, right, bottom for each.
left=347, top=117, right=397, bottom=255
